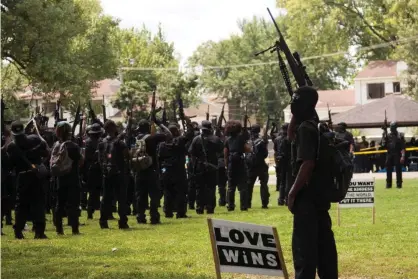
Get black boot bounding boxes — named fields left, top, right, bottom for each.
left=87, top=210, right=93, bottom=220
left=100, top=221, right=109, bottom=229
left=14, top=230, right=24, bottom=239
left=34, top=223, right=48, bottom=239
left=118, top=220, right=130, bottom=229
left=72, top=225, right=80, bottom=235
left=56, top=215, right=64, bottom=235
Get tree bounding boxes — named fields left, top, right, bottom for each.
left=1, top=0, right=120, bottom=115
left=0, top=63, right=30, bottom=120
left=189, top=13, right=354, bottom=122
left=113, top=26, right=198, bottom=122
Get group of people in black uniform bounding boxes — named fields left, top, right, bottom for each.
left=2, top=86, right=413, bottom=279
left=1, top=112, right=274, bottom=239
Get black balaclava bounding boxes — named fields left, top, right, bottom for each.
left=390, top=122, right=397, bottom=134
left=290, top=86, right=319, bottom=124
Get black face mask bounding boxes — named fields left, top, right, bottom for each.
left=390, top=127, right=397, bottom=134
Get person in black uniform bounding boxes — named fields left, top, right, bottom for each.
left=98, top=120, right=130, bottom=229
left=189, top=120, right=222, bottom=214
left=4, top=121, right=49, bottom=239
left=135, top=119, right=170, bottom=224
left=1, top=128, right=13, bottom=234
left=334, top=122, right=354, bottom=155
left=52, top=122, right=84, bottom=235
left=84, top=123, right=103, bottom=219
left=383, top=122, right=405, bottom=188
left=224, top=120, right=251, bottom=212
left=246, top=124, right=270, bottom=209
left=287, top=86, right=338, bottom=279
left=216, top=129, right=227, bottom=206
left=187, top=123, right=200, bottom=210
left=275, top=124, right=291, bottom=206
left=158, top=122, right=192, bottom=218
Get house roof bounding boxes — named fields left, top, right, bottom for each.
left=355, top=60, right=398, bottom=79
left=16, top=79, right=121, bottom=100
left=332, top=94, right=418, bottom=128
left=316, top=89, right=355, bottom=108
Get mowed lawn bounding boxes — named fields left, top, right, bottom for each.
left=2, top=180, right=418, bottom=279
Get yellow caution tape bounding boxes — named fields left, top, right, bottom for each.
left=354, top=147, right=418, bottom=155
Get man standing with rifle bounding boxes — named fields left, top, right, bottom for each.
left=382, top=120, right=405, bottom=188
left=245, top=120, right=270, bottom=209
left=256, top=8, right=338, bottom=279
left=215, top=104, right=227, bottom=206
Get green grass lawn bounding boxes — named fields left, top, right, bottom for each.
left=2, top=180, right=418, bottom=279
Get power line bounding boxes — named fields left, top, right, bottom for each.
left=119, top=35, right=418, bottom=72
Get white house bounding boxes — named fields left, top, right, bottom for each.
left=283, top=60, right=415, bottom=139
left=354, top=60, right=408, bottom=105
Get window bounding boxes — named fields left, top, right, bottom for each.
left=43, top=102, right=56, bottom=114
left=393, top=82, right=401, bottom=93
left=367, top=83, right=385, bottom=99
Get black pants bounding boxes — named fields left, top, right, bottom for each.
left=279, top=160, right=290, bottom=202
left=275, top=165, right=281, bottom=191
left=87, top=170, right=102, bottom=215
left=135, top=168, right=160, bottom=222
left=196, top=169, right=217, bottom=213
left=247, top=165, right=270, bottom=207
left=100, top=172, right=128, bottom=225
left=386, top=154, right=403, bottom=187
left=14, top=172, right=46, bottom=236
left=162, top=169, right=188, bottom=217
left=187, top=166, right=197, bottom=208
left=55, top=180, right=81, bottom=230
left=227, top=161, right=248, bottom=210
left=128, top=174, right=137, bottom=215
left=293, top=209, right=338, bottom=279
left=217, top=167, right=227, bottom=205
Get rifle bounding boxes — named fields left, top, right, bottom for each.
left=125, top=105, right=133, bottom=149
left=243, top=104, right=251, bottom=139
left=263, top=115, right=271, bottom=142
left=151, top=89, right=156, bottom=122
left=176, top=92, right=187, bottom=132
left=102, top=95, right=107, bottom=123
left=162, top=106, right=168, bottom=126
left=88, top=101, right=99, bottom=125
left=215, top=103, right=226, bottom=136
left=78, top=112, right=84, bottom=147
left=72, top=103, right=81, bottom=140
left=382, top=110, right=388, bottom=147
left=327, top=103, right=333, bottom=130
left=206, top=105, right=209, bottom=121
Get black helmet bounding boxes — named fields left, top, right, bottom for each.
left=390, top=122, right=397, bottom=128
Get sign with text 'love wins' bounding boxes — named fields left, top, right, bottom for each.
left=207, top=218, right=288, bottom=279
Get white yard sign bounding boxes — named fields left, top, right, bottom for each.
left=339, top=178, right=375, bottom=208
left=207, top=218, right=288, bottom=279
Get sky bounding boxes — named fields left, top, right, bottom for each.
left=100, top=0, right=278, bottom=64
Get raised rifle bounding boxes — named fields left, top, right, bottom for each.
left=255, top=8, right=313, bottom=95
left=102, top=95, right=107, bottom=123
left=125, top=105, right=133, bottom=149
left=263, top=115, right=271, bottom=142
left=327, top=103, right=333, bottom=130
left=162, top=106, right=168, bottom=126
left=176, top=92, right=187, bottom=132
left=215, top=103, right=226, bottom=137
left=151, top=89, right=156, bottom=123
left=88, top=101, right=99, bottom=125
left=71, top=103, right=81, bottom=140
left=382, top=110, right=388, bottom=147
left=206, top=105, right=209, bottom=121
